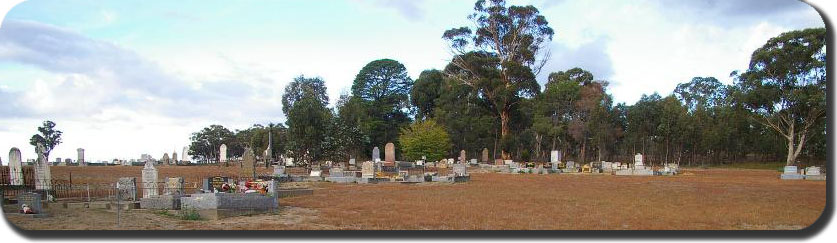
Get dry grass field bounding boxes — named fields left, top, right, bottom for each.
left=3, top=167, right=827, bottom=230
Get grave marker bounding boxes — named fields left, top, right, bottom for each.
left=34, top=144, right=52, bottom=191
left=481, top=148, right=489, bottom=163
left=385, top=143, right=395, bottom=163
left=117, top=177, right=138, bottom=201
left=17, top=192, right=43, bottom=214
left=141, top=162, right=158, bottom=198
left=77, top=148, right=85, bottom=166
left=372, top=147, right=380, bottom=162
left=8, top=148, right=23, bottom=185
left=242, top=148, right=256, bottom=178
left=163, top=177, right=184, bottom=195
left=219, top=144, right=228, bottom=163
left=361, top=161, right=375, bottom=178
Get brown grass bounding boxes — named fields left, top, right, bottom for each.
left=4, top=167, right=826, bottom=230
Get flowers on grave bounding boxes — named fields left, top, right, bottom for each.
left=21, top=204, right=33, bottom=214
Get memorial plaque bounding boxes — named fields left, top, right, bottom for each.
left=17, top=192, right=43, bottom=214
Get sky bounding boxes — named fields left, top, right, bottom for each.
left=0, top=0, right=826, bottom=163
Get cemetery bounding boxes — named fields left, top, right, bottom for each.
left=0, top=0, right=828, bottom=233
left=1, top=142, right=828, bottom=230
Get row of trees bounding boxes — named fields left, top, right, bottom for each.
left=189, top=0, right=826, bottom=167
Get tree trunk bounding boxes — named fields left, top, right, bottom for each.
left=500, top=109, right=511, bottom=160
left=580, top=139, right=586, bottom=164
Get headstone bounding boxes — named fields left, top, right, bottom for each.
left=805, top=166, right=821, bottom=176
left=783, top=166, right=798, bottom=175
left=182, top=146, right=190, bottom=163
left=634, top=153, right=644, bottom=168
left=117, top=177, right=138, bottom=201
left=551, top=150, right=560, bottom=163
left=34, top=143, right=52, bottom=190
left=385, top=143, right=395, bottom=163
left=470, top=159, right=477, bottom=165
left=452, top=164, right=468, bottom=176
left=459, top=150, right=466, bottom=164
left=17, top=192, right=43, bottom=214
left=64, top=158, right=72, bottom=164
left=349, top=158, right=356, bottom=165
left=162, top=153, right=170, bottom=166
left=329, top=167, right=344, bottom=177
left=273, top=166, right=286, bottom=175
left=372, top=147, right=380, bottom=162
left=76, top=148, right=85, bottom=166
left=8, top=148, right=23, bottom=185
left=242, top=148, right=256, bottom=178
left=494, top=159, right=504, bottom=165
left=481, top=148, right=489, bottom=163
left=219, top=144, right=228, bottom=163
left=141, top=162, right=158, bottom=198
left=163, top=177, right=184, bottom=195
left=57, top=157, right=66, bottom=166
left=172, top=151, right=178, bottom=164
left=361, top=161, right=375, bottom=178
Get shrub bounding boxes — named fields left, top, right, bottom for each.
left=399, top=120, right=451, bottom=161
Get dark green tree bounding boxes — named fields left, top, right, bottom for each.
left=285, top=77, right=333, bottom=165
left=410, top=69, right=445, bottom=121
left=29, top=120, right=62, bottom=160
left=351, top=59, right=413, bottom=150
left=189, top=125, right=238, bottom=164
left=442, top=0, right=554, bottom=159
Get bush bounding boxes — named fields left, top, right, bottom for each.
left=178, top=206, right=202, bottom=221
left=399, top=120, right=451, bottom=161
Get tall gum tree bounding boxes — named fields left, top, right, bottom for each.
left=736, top=28, right=826, bottom=166
left=442, top=0, right=554, bottom=159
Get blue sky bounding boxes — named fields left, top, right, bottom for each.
left=0, top=0, right=826, bottom=162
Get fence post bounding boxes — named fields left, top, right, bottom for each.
left=86, top=184, right=91, bottom=202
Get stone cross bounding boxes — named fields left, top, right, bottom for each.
left=242, top=147, right=256, bottom=178
left=372, top=147, right=380, bottom=162
left=459, top=150, right=466, bottom=164
left=77, top=148, right=86, bottom=166
left=34, top=143, right=52, bottom=191
left=8, top=147, right=23, bottom=185
left=481, top=148, right=489, bottom=163
left=141, top=161, right=158, bottom=198
left=219, top=144, right=228, bottom=163
left=385, top=143, right=395, bottom=163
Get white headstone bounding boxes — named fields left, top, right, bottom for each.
left=172, top=151, right=178, bottom=164
left=34, top=143, right=52, bottom=190
left=550, top=150, right=560, bottom=163
left=634, top=153, right=644, bottom=168
left=783, top=166, right=798, bottom=175
left=141, top=162, right=158, bottom=198
left=805, top=166, right=821, bottom=176
left=349, top=158, right=356, bottom=165
left=182, top=146, right=190, bottom=163
left=8, top=148, right=23, bottom=185
left=219, top=144, right=228, bottom=162
left=361, top=161, right=375, bottom=178
left=310, top=170, right=322, bottom=177
left=372, top=147, right=380, bottom=162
